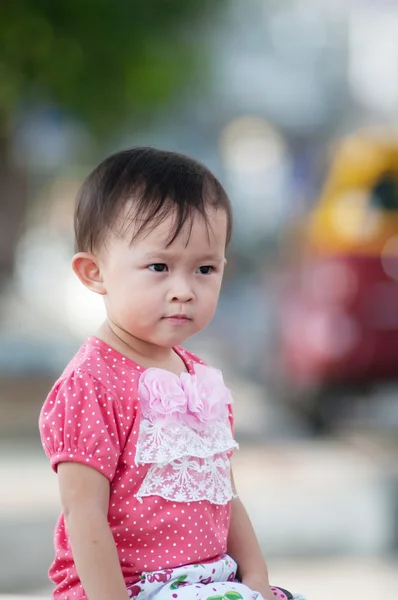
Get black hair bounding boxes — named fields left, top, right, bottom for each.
left=74, top=147, right=232, bottom=252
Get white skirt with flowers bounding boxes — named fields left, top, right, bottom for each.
left=126, top=555, right=306, bottom=600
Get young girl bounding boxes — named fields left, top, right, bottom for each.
left=39, top=147, right=306, bottom=600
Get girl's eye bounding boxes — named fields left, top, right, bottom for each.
left=148, top=263, right=168, bottom=272
left=197, top=265, right=214, bottom=275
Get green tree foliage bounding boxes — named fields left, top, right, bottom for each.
left=0, top=0, right=220, bottom=134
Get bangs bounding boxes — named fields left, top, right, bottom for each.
left=118, top=175, right=222, bottom=247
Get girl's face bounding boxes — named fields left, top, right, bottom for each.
left=96, top=207, right=227, bottom=349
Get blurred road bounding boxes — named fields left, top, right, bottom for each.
left=1, top=367, right=398, bottom=598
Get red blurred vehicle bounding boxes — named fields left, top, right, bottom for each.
left=271, top=132, right=398, bottom=431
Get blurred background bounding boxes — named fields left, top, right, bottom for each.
left=1, top=0, right=398, bottom=598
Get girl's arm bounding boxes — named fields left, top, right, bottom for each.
left=227, top=470, right=275, bottom=600
left=58, top=462, right=129, bottom=600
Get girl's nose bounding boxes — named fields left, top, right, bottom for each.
left=169, top=278, right=194, bottom=303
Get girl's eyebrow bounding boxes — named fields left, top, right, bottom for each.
left=142, top=250, right=174, bottom=261
left=196, top=253, right=225, bottom=262
left=142, top=251, right=224, bottom=262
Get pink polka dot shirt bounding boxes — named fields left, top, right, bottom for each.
left=39, top=337, right=236, bottom=600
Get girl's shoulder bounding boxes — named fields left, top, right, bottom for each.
left=41, top=336, right=142, bottom=425
left=58, top=335, right=142, bottom=386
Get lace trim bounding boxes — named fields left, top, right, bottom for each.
left=135, top=452, right=236, bottom=505
left=135, top=418, right=238, bottom=465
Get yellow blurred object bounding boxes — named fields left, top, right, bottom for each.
left=308, top=131, right=398, bottom=255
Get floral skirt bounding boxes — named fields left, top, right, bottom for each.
left=127, top=555, right=306, bottom=600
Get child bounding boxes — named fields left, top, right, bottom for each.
left=39, top=147, right=306, bottom=600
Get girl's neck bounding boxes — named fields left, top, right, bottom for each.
left=95, top=320, right=187, bottom=374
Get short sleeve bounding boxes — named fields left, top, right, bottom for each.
left=39, top=369, right=137, bottom=481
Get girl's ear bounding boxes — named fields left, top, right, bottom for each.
left=72, top=252, right=106, bottom=295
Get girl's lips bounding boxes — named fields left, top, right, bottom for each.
left=164, top=315, right=192, bottom=325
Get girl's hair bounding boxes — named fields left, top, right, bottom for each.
left=74, top=147, right=232, bottom=252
